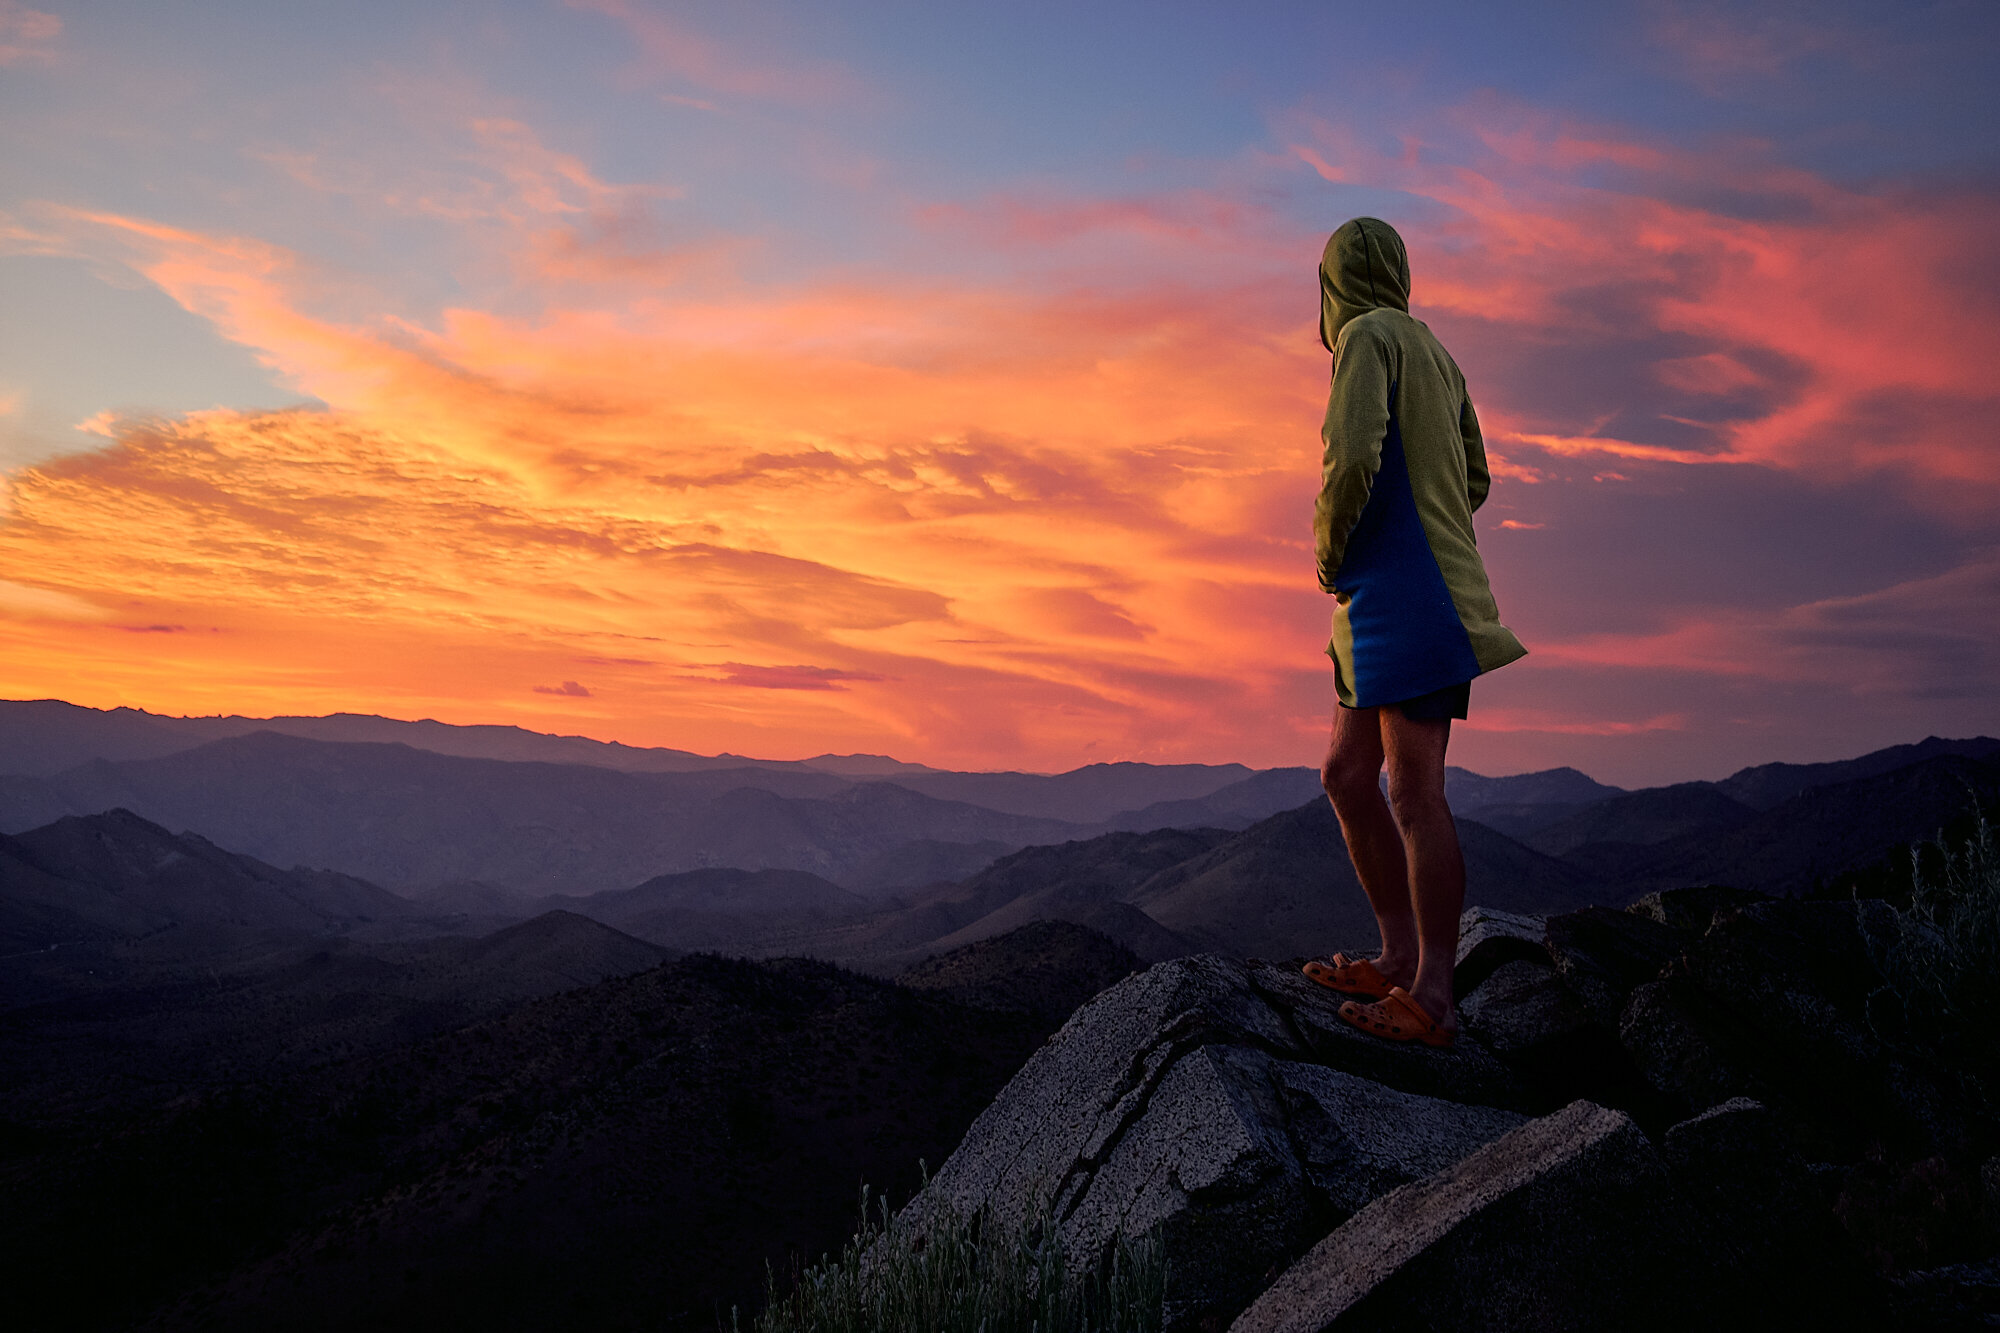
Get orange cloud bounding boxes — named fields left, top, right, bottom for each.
left=0, top=198, right=1334, bottom=768
left=7, top=90, right=1996, bottom=778
left=1498, top=431, right=1737, bottom=466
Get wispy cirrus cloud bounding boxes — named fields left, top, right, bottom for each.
left=703, top=664, right=887, bottom=691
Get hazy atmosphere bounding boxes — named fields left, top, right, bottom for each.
left=3, top=1, right=1997, bottom=785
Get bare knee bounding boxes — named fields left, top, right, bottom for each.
left=1322, top=751, right=1383, bottom=811
left=1384, top=766, right=1450, bottom=828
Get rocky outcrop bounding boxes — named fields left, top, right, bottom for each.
left=1230, top=1101, right=1720, bottom=1333
left=1450, top=906, right=1547, bottom=997
left=1542, top=904, right=1689, bottom=1028
left=910, top=891, right=1990, bottom=1331
left=912, top=954, right=1530, bottom=1327
left=1625, top=883, right=1767, bottom=932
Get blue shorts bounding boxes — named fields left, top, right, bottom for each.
left=1340, top=680, right=1470, bottom=721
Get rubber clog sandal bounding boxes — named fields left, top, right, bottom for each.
left=1302, top=953, right=1395, bottom=1000
left=1336, top=986, right=1455, bottom=1048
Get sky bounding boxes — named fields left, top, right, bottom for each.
left=1, top=1, right=1996, bottom=787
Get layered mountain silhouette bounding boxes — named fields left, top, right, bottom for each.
left=0, top=732, right=1080, bottom=894
left=534, top=867, right=873, bottom=951
left=5, top=702, right=1998, bottom=1331
left=1556, top=751, right=2000, bottom=894
left=0, top=724, right=1627, bottom=898
left=0, top=807, right=413, bottom=953
left=0, top=698, right=1253, bottom=813
left=1520, top=782, right=1759, bottom=857
left=4, top=703, right=1994, bottom=973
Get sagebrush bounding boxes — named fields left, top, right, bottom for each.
left=739, top=1177, right=1163, bottom=1333
left=1865, top=807, right=2000, bottom=1112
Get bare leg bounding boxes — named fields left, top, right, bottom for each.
left=1320, top=704, right=1418, bottom=991
left=1381, top=710, right=1463, bottom=1033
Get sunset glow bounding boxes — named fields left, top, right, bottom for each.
left=3, top=2, right=1996, bottom=785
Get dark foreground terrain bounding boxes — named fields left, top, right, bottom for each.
left=0, top=918, right=1141, bottom=1332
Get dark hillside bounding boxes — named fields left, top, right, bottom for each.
left=0, top=808, right=413, bottom=954
left=764, top=809, right=1620, bottom=973
left=3, top=945, right=1070, bottom=1333
left=537, top=866, right=873, bottom=952
left=1521, top=783, right=1757, bottom=857
left=1445, top=764, right=1624, bottom=808
left=771, top=827, right=1230, bottom=969
left=1563, top=754, right=2000, bottom=894
left=1130, top=802, right=1610, bottom=959
left=877, top=760, right=1253, bottom=822
left=0, top=912, right=670, bottom=1123
left=841, top=837, right=1013, bottom=895
left=1714, top=736, right=2000, bottom=810
left=1106, top=765, right=1322, bottom=832
left=898, top=919, right=1144, bottom=1026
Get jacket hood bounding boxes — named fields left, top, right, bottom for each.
left=1320, top=217, right=1410, bottom=352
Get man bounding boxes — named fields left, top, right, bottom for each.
left=1302, top=217, right=1526, bottom=1047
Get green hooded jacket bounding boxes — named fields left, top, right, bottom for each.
left=1315, top=217, right=1526, bottom=708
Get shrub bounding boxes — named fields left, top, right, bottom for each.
left=738, top=1176, right=1163, bottom=1333
left=1865, top=808, right=2000, bottom=1117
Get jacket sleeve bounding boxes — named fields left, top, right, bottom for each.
left=1315, top=323, right=1393, bottom=592
left=1460, top=392, right=1490, bottom=514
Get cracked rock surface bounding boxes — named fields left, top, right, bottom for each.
left=912, top=954, right=1532, bottom=1329
left=1229, top=1100, right=1720, bottom=1333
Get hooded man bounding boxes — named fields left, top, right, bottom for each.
left=1301, top=217, right=1526, bottom=1047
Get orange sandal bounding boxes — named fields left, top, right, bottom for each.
left=1302, top=953, right=1396, bottom=1000
left=1336, top=986, right=1455, bottom=1047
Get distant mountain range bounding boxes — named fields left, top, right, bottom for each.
left=0, top=806, right=414, bottom=956
left=3, top=700, right=1995, bottom=973
left=0, top=699, right=1640, bottom=894
left=7, top=698, right=1999, bottom=1331
left=10, top=745, right=1993, bottom=989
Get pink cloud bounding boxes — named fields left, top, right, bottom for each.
left=1520, top=549, right=2000, bottom=700
left=1644, top=1, right=1883, bottom=93
left=917, top=189, right=1279, bottom=257
left=1462, top=709, right=1689, bottom=738
left=1285, top=100, right=2000, bottom=511
left=568, top=0, right=860, bottom=106
left=0, top=1, right=58, bottom=66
